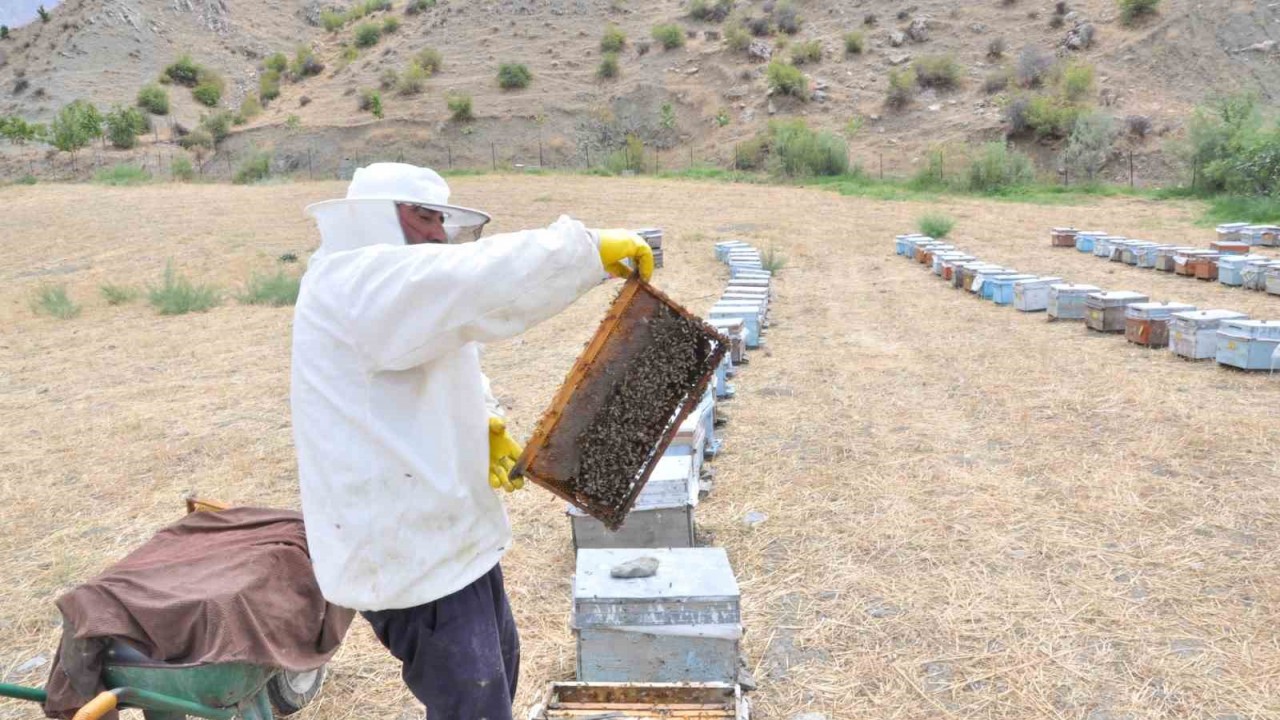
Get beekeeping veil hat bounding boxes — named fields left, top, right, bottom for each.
left=304, top=163, right=492, bottom=257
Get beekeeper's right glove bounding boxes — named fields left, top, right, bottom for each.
left=595, top=229, right=655, bottom=281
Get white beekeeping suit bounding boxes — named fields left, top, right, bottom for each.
left=292, top=164, right=605, bottom=611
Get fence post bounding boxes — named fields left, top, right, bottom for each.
left=491, top=142, right=496, bottom=171
left=308, top=147, right=314, bottom=180
left=538, top=139, right=543, bottom=168
left=1192, top=159, right=1198, bottom=190
left=879, top=153, right=883, bottom=180
left=447, top=145, right=452, bottom=169
left=1129, top=150, right=1134, bottom=188
left=689, top=145, right=693, bottom=169
left=585, top=145, right=590, bottom=169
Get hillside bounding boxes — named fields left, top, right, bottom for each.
left=0, top=0, right=1277, bottom=183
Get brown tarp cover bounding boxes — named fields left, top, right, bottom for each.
left=43, top=507, right=354, bottom=719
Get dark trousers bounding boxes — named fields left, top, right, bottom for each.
left=362, top=563, right=520, bottom=720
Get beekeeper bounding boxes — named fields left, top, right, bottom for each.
left=291, top=163, right=653, bottom=720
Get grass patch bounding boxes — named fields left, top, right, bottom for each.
left=100, top=283, right=140, bottom=305
left=651, top=23, right=685, bottom=50
left=761, top=247, right=787, bottom=273
left=148, top=264, right=221, bottom=315
left=94, top=164, right=151, bottom=186
left=30, top=284, right=80, bottom=319
left=238, top=269, right=301, bottom=306
left=918, top=213, right=955, bottom=238
left=1199, top=195, right=1280, bottom=225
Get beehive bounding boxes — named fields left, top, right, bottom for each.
left=707, top=317, right=746, bottom=363
left=568, top=454, right=698, bottom=550
left=1075, top=231, right=1104, bottom=253
left=1170, top=310, right=1249, bottom=360
left=1218, top=255, right=1267, bottom=287
left=1191, top=253, right=1223, bottom=281
left=1215, top=321, right=1280, bottom=371
left=975, top=270, right=1021, bottom=300
left=710, top=303, right=762, bottom=348
left=1136, top=244, right=1172, bottom=269
left=1155, top=246, right=1195, bottom=272
left=574, top=548, right=741, bottom=684
left=1124, top=302, right=1198, bottom=348
left=1242, top=259, right=1276, bottom=291
left=1048, top=284, right=1102, bottom=320
left=528, top=682, right=747, bottom=720
left=1245, top=225, right=1279, bottom=247
left=1051, top=227, right=1078, bottom=247
left=714, top=240, right=751, bottom=262
left=1085, top=291, right=1149, bottom=332
left=1013, top=277, right=1065, bottom=312
left=1215, top=223, right=1249, bottom=244
left=1267, top=264, right=1280, bottom=296
left=1209, top=240, right=1251, bottom=255
left=988, top=274, right=1039, bottom=306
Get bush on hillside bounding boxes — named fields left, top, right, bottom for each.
left=913, top=54, right=961, bottom=89
left=601, top=25, right=626, bottom=52
left=651, top=24, right=685, bottom=49
left=497, top=62, right=532, bottom=89
left=136, top=84, right=169, bottom=114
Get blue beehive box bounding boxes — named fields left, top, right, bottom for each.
left=1215, top=320, right=1280, bottom=371
left=896, top=233, right=927, bottom=256
left=978, top=272, right=1021, bottom=300
left=715, top=240, right=751, bottom=262
left=710, top=303, right=761, bottom=348
left=1218, top=255, right=1266, bottom=287
left=1075, top=231, right=1103, bottom=253
left=989, top=274, right=1039, bottom=305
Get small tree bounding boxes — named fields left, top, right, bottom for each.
left=497, top=62, right=532, bottom=89
left=49, top=100, right=99, bottom=155
left=447, top=92, right=473, bottom=121
left=597, top=52, right=620, bottom=79
left=320, top=10, right=345, bottom=32
left=397, top=61, right=428, bottom=95
left=416, top=47, right=443, bottom=73
left=106, top=105, right=148, bottom=149
left=886, top=67, right=916, bottom=108
left=359, top=89, right=384, bottom=117
left=651, top=24, right=685, bottom=49
left=1, top=26, right=9, bottom=40
left=354, top=22, right=381, bottom=48
left=265, top=52, right=288, bottom=74
left=137, top=84, right=170, bottom=114
left=260, top=70, right=282, bottom=101
left=844, top=31, right=865, bottom=55
left=164, top=55, right=202, bottom=86
left=1064, top=111, right=1116, bottom=181
left=193, top=82, right=221, bottom=106
left=1061, top=61, right=1094, bottom=102
left=37, top=5, right=50, bottom=22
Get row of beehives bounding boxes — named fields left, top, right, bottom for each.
left=896, top=233, right=1280, bottom=372
left=1048, top=224, right=1280, bottom=292
left=535, top=241, right=773, bottom=718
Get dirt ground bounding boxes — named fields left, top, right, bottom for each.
left=1, top=176, right=1277, bottom=720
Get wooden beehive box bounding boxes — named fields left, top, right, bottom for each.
left=1086, top=291, right=1149, bottom=332
left=512, top=277, right=727, bottom=530
left=1051, top=227, right=1078, bottom=247
left=528, top=682, right=748, bottom=720
left=1124, top=302, right=1197, bottom=348
left=574, top=548, right=741, bottom=684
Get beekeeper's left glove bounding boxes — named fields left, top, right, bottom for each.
left=595, top=229, right=655, bottom=281
left=488, top=416, right=524, bottom=493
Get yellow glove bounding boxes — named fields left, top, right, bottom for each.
left=488, top=416, right=524, bottom=493
left=596, top=229, right=655, bottom=281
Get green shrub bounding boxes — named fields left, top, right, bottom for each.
left=94, top=163, right=151, bottom=186
left=766, top=60, right=807, bottom=98
left=725, top=21, right=750, bottom=51
left=49, top=100, right=102, bottom=154
left=265, top=52, right=288, bottom=73
left=354, top=22, right=381, bottom=48
left=286, top=114, right=302, bottom=130
left=497, top=62, right=532, bottom=89
left=1024, top=95, right=1082, bottom=138
left=651, top=24, right=685, bottom=50
left=1015, top=46, right=1052, bottom=88
left=359, top=89, right=384, bottom=117
left=200, top=111, right=234, bottom=142
left=767, top=119, right=848, bottom=177
left=398, top=61, right=429, bottom=94
left=774, top=0, right=801, bottom=34
left=886, top=67, right=916, bottom=108
left=447, top=92, right=473, bottom=121
left=733, top=136, right=769, bottom=169
left=0, top=26, right=8, bottom=40
left=136, top=84, right=169, bottom=114
left=292, top=45, right=324, bottom=78
left=233, top=152, right=271, bottom=184
left=192, top=83, right=220, bottom=106
left=913, top=54, right=961, bottom=89
left=260, top=69, right=281, bottom=101
left=178, top=127, right=213, bottom=150
left=105, top=105, right=148, bottom=149
left=379, top=68, right=399, bottom=90
left=790, top=39, right=822, bottom=65
left=416, top=47, right=443, bottom=73
left=844, top=31, right=864, bottom=55
left=238, top=269, right=301, bottom=306
left=320, top=10, right=345, bottom=31
left=1064, top=111, right=1116, bottom=181
left=238, top=94, right=262, bottom=122
left=171, top=155, right=195, bottom=181
left=406, top=0, right=436, bottom=14
left=164, top=55, right=201, bottom=86
left=964, top=142, right=1036, bottom=192
left=1118, top=0, right=1160, bottom=24
left=15, top=174, right=37, bottom=185
left=1061, top=61, right=1094, bottom=102
left=149, top=263, right=221, bottom=316
left=761, top=246, right=787, bottom=273
left=31, top=284, right=80, bottom=319
left=918, top=213, right=955, bottom=238
left=597, top=52, right=620, bottom=79
left=382, top=16, right=400, bottom=33
left=689, top=0, right=734, bottom=21
left=601, top=24, right=626, bottom=52
left=100, top=283, right=139, bottom=305
left=983, top=67, right=1011, bottom=94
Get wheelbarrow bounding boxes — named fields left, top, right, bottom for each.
left=0, top=498, right=328, bottom=720
left=0, top=645, right=326, bottom=720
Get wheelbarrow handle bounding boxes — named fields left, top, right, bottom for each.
left=72, top=691, right=118, bottom=720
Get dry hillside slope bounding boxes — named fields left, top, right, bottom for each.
left=0, top=0, right=1276, bottom=181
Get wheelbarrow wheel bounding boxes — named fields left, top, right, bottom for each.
left=267, top=666, right=326, bottom=717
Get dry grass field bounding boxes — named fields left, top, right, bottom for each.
left=1, top=176, right=1277, bottom=720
